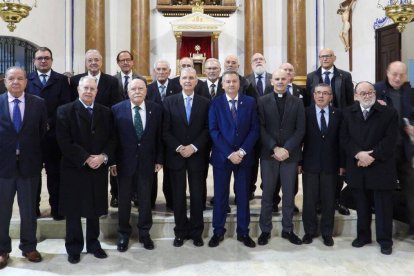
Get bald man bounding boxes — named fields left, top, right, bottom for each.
left=375, top=61, right=414, bottom=237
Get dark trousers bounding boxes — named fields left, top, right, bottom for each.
left=161, top=168, right=173, bottom=208
left=118, top=172, right=153, bottom=240
left=132, top=172, right=157, bottom=208
left=36, top=158, right=61, bottom=215
left=110, top=174, right=118, bottom=199
left=249, top=142, right=261, bottom=195
left=353, top=188, right=393, bottom=248
left=274, top=174, right=299, bottom=206
left=212, top=165, right=251, bottom=236
left=302, top=172, right=336, bottom=236
left=65, top=216, right=101, bottom=255
left=170, top=168, right=204, bottom=238
left=0, top=175, right=38, bottom=254
left=395, top=145, right=414, bottom=232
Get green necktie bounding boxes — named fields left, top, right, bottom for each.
left=133, top=106, right=144, bottom=140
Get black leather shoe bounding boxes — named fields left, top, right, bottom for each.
left=227, top=205, right=231, bottom=213
left=208, top=234, right=224, bottom=247
left=351, top=238, right=372, bottom=248
left=381, top=246, right=392, bottom=255
left=68, top=254, right=80, bottom=264
left=293, top=205, right=300, bottom=213
left=117, top=238, right=129, bottom=252
left=139, top=236, right=154, bottom=250
left=237, top=234, right=256, bottom=248
left=336, top=203, right=350, bottom=216
left=258, top=232, right=271, bottom=246
left=322, top=235, right=334, bottom=246
left=53, top=215, right=65, bottom=221
left=249, top=192, right=255, bottom=201
left=302, top=234, right=313, bottom=244
left=0, top=252, right=9, bottom=269
left=281, top=231, right=302, bottom=245
left=110, top=197, right=118, bottom=208
left=173, top=237, right=184, bottom=247
left=193, top=237, right=204, bottom=247
left=92, top=248, right=107, bottom=259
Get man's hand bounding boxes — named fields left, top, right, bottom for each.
left=273, top=147, right=289, bottom=161
left=377, top=99, right=387, bottom=106
left=86, top=154, right=105, bottom=169
left=110, top=165, right=117, bottom=176
left=356, top=150, right=374, bottom=167
left=155, top=164, right=163, bottom=172
left=179, top=145, right=195, bottom=158
left=229, top=152, right=243, bottom=164
left=339, top=167, right=345, bottom=176
left=405, top=124, right=414, bottom=137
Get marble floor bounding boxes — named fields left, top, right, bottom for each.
left=4, top=169, right=414, bottom=275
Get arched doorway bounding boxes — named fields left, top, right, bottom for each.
left=0, top=36, right=39, bottom=75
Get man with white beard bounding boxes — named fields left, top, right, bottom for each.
left=341, top=81, right=398, bottom=255
left=246, top=53, right=272, bottom=97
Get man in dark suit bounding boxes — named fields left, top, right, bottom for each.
left=208, top=71, right=260, bottom=248
left=257, top=69, right=305, bottom=246
left=375, top=61, right=414, bottom=238
left=170, top=57, right=208, bottom=98
left=198, top=58, right=224, bottom=100
left=0, top=67, right=47, bottom=268
left=147, top=59, right=175, bottom=209
left=163, top=67, right=210, bottom=247
left=266, top=62, right=306, bottom=213
left=341, top=81, right=398, bottom=255
left=113, top=50, right=147, bottom=100
left=70, top=49, right=122, bottom=208
left=301, top=83, right=344, bottom=246
left=245, top=53, right=272, bottom=97
left=306, top=48, right=354, bottom=216
left=111, top=79, right=163, bottom=252
left=26, top=47, right=71, bottom=220
left=56, top=76, right=116, bottom=264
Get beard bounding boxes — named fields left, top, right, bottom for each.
left=253, top=65, right=266, bottom=75
left=359, top=98, right=376, bottom=109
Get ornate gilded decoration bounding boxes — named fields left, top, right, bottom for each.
left=0, top=0, right=37, bottom=32
left=156, top=0, right=237, bottom=17
left=377, top=0, right=414, bottom=32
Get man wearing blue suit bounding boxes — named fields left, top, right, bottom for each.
left=0, top=67, right=47, bottom=269
left=111, top=78, right=163, bottom=252
left=301, top=83, right=344, bottom=246
left=208, top=71, right=260, bottom=248
left=26, top=47, right=71, bottom=220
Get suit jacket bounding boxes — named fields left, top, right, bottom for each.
left=375, top=80, right=414, bottom=161
left=114, top=72, right=147, bottom=100
left=112, top=100, right=163, bottom=177
left=306, top=66, right=354, bottom=109
left=302, top=104, right=343, bottom=174
left=209, top=94, right=260, bottom=169
left=245, top=72, right=272, bottom=97
left=0, top=93, right=47, bottom=178
left=56, top=100, right=116, bottom=217
left=340, top=102, right=398, bottom=190
left=258, top=92, right=305, bottom=162
left=70, top=72, right=122, bottom=107
left=146, top=79, right=175, bottom=105
left=198, top=79, right=225, bottom=100
left=162, top=92, right=210, bottom=171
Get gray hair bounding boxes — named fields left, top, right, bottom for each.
left=5, top=66, right=26, bottom=78
left=153, top=59, right=171, bottom=69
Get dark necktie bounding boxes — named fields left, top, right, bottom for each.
left=323, top=71, right=330, bottom=85
left=159, top=85, right=166, bottom=101
left=257, top=74, right=264, bottom=96
left=124, top=75, right=129, bottom=97
left=363, top=109, right=368, bottom=120
left=320, top=109, right=327, bottom=136
left=185, top=96, right=192, bottom=123
left=40, top=74, right=47, bottom=86
left=86, top=107, right=93, bottom=117
left=210, top=83, right=216, bottom=98
left=13, top=99, right=22, bottom=150
left=230, top=99, right=237, bottom=122
left=134, top=106, right=144, bottom=140
left=286, top=84, right=291, bottom=95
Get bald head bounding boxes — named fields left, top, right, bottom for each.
left=179, top=57, right=194, bottom=70
left=318, top=48, right=336, bottom=70
left=386, top=61, right=408, bottom=90
left=279, top=63, right=296, bottom=83
left=224, top=54, right=240, bottom=72
left=271, top=69, right=289, bottom=93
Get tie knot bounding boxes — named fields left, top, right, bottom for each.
left=257, top=74, right=262, bottom=80
left=134, top=106, right=140, bottom=111
left=160, top=85, right=165, bottom=90
left=125, top=75, right=129, bottom=80
left=230, top=99, right=237, bottom=104
left=13, top=98, right=20, bottom=104
left=320, top=109, right=325, bottom=114
left=40, top=74, right=47, bottom=77
left=211, top=83, right=216, bottom=88
left=323, top=71, right=330, bottom=76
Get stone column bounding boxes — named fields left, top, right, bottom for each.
left=175, top=32, right=182, bottom=75
left=212, top=32, right=220, bottom=59
left=244, top=0, right=263, bottom=75
left=131, top=0, right=150, bottom=76
left=287, top=0, right=307, bottom=86
left=86, top=0, right=106, bottom=71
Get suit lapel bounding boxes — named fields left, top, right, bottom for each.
left=177, top=94, right=188, bottom=125
left=0, top=94, right=14, bottom=130
left=142, top=101, right=153, bottom=138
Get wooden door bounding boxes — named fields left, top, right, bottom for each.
left=375, top=24, right=401, bottom=82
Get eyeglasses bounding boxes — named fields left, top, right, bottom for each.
left=205, top=67, right=219, bottom=71
left=181, top=64, right=193, bottom=68
left=35, top=56, right=51, bottom=61
left=315, top=91, right=332, bottom=96
left=119, top=59, right=132, bottom=63
left=358, top=91, right=375, bottom=97
left=319, top=55, right=334, bottom=59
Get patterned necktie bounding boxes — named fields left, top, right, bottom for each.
left=185, top=96, right=192, bottom=124
left=86, top=107, right=93, bottom=117
left=320, top=109, right=327, bottom=135
left=210, top=83, right=216, bottom=98
left=159, top=85, right=166, bottom=101
left=40, top=74, right=47, bottom=86
left=323, top=71, right=330, bottom=85
left=230, top=99, right=237, bottom=122
left=13, top=99, right=22, bottom=151
left=363, top=109, right=368, bottom=120
left=257, top=74, right=264, bottom=96
left=124, top=75, right=129, bottom=97
left=134, top=106, right=144, bottom=140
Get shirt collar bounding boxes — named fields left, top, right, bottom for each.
left=88, top=71, right=101, bottom=83
left=157, top=79, right=168, bottom=88
left=7, top=92, right=25, bottom=103
left=37, top=70, right=51, bottom=77
left=182, top=91, right=195, bottom=100
left=206, top=79, right=219, bottom=87
left=121, top=71, right=132, bottom=79
left=226, top=93, right=239, bottom=102
left=359, top=104, right=372, bottom=113
left=131, top=100, right=145, bottom=111
left=322, top=68, right=333, bottom=75
left=79, top=98, right=94, bottom=108
left=315, top=104, right=329, bottom=114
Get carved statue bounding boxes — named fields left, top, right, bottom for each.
left=337, top=0, right=356, bottom=52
